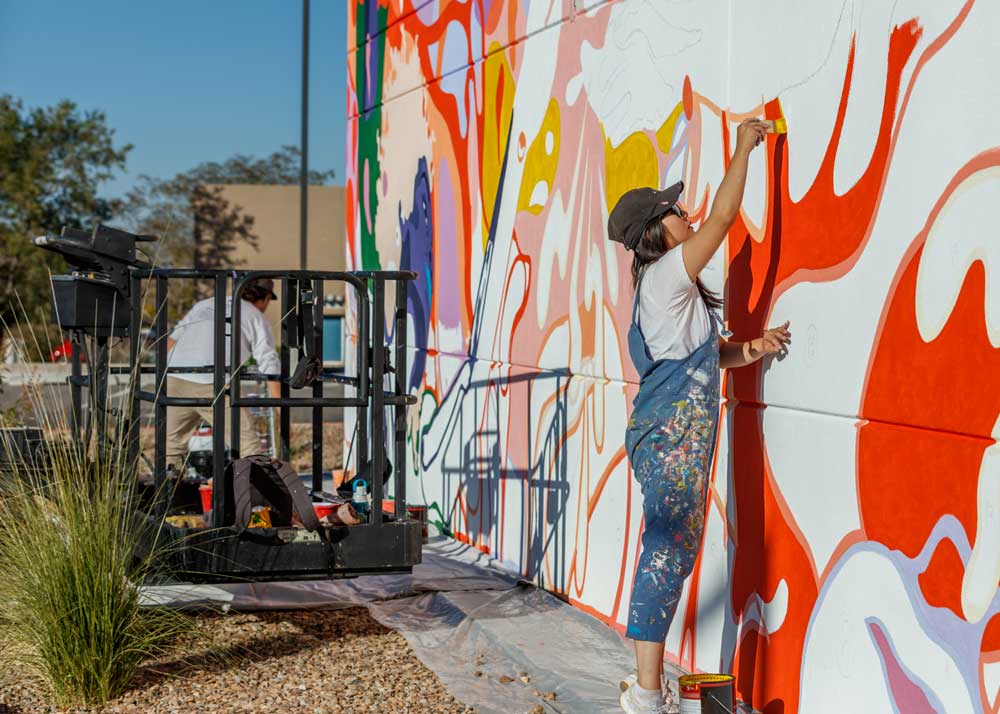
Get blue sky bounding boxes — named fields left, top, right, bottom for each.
left=0, top=0, right=347, bottom=197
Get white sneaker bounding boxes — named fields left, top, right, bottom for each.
left=619, top=672, right=677, bottom=705
left=620, top=672, right=667, bottom=692
left=619, top=679, right=677, bottom=714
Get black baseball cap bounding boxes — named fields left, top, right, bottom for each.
left=245, top=277, right=278, bottom=300
left=608, top=181, right=684, bottom=251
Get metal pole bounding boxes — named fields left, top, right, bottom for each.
left=70, top=330, right=82, bottom=441
left=94, top=336, right=109, bottom=453
left=128, top=274, right=142, bottom=478
left=211, top=274, right=227, bottom=518
left=370, top=278, right=384, bottom=529
left=356, top=283, right=369, bottom=477
left=300, top=0, right=310, bottom=270
left=312, top=278, right=323, bottom=493
left=394, top=277, right=408, bottom=518
left=154, top=277, right=168, bottom=516
left=230, top=284, right=242, bottom=459
left=280, top=279, right=292, bottom=461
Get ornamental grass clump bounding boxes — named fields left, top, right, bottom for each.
left=0, top=336, right=190, bottom=707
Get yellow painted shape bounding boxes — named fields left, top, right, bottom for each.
left=655, top=102, right=686, bottom=154
left=604, top=131, right=659, bottom=215
left=482, top=42, right=516, bottom=245
left=517, top=99, right=561, bottom=215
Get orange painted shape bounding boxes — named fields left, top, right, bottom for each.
left=857, top=420, right=982, bottom=560
left=982, top=613, right=1000, bottom=652
left=864, top=249, right=1000, bottom=438
left=682, top=75, right=694, bottom=120
left=917, top=537, right=966, bottom=618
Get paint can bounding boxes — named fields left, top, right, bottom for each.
left=678, top=674, right=736, bottom=714
left=406, top=505, right=429, bottom=542
left=199, top=483, right=212, bottom=513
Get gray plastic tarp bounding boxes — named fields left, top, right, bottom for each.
left=141, top=536, right=698, bottom=714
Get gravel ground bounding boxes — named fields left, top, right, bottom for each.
left=0, top=608, right=476, bottom=714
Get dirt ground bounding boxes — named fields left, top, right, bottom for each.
left=0, top=608, right=475, bottom=714
left=288, top=422, right=344, bottom=474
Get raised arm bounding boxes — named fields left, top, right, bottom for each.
left=680, top=118, right=769, bottom=282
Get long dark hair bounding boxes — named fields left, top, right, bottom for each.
left=630, top=216, right=723, bottom=310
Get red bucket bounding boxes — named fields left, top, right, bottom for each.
left=407, top=505, right=429, bottom=543
left=313, top=502, right=337, bottom=519
left=199, top=484, right=213, bottom=513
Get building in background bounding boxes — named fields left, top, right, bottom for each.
left=221, top=184, right=346, bottom=368
left=347, top=2, right=1000, bottom=712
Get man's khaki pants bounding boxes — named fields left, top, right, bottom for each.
left=164, top=377, right=262, bottom=467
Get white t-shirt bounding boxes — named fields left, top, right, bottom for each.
left=167, top=297, right=280, bottom=384
left=637, top=247, right=714, bottom=360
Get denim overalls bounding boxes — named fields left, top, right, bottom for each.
left=624, top=268, right=722, bottom=642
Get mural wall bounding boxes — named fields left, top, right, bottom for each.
left=346, top=1, right=1000, bottom=711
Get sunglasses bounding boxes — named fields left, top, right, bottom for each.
left=663, top=204, right=688, bottom=220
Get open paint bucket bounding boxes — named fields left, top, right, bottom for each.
left=679, top=674, right=736, bottom=714
left=407, top=505, right=429, bottom=542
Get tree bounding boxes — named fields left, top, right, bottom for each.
left=121, top=146, right=335, bottom=309
left=0, top=95, right=131, bottom=344
left=179, top=145, right=335, bottom=186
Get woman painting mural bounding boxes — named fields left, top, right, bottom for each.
left=609, top=118, right=791, bottom=714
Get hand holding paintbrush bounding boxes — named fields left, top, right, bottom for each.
left=764, top=118, right=787, bottom=134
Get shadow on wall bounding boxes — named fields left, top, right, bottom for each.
left=436, top=368, right=571, bottom=592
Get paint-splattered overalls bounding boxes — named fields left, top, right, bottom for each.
left=624, top=268, right=722, bottom=642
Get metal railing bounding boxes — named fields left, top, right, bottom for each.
left=123, top=267, right=416, bottom=531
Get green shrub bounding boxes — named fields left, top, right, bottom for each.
left=0, top=368, right=190, bottom=707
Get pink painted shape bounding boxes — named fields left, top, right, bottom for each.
left=868, top=620, right=937, bottom=714
left=363, top=158, right=372, bottom=236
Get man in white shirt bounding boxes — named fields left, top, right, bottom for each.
left=164, top=277, right=282, bottom=466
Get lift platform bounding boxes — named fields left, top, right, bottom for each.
left=35, top=224, right=422, bottom=583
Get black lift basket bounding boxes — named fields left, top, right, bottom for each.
left=37, top=225, right=422, bottom=582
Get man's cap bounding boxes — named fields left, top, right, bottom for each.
left=245, top=277, right=278, bottom=300
left=607, top=181, right=684, bottom=251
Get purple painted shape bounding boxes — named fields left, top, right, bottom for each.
left=365, top=41, right=376, bottom=111
left=867, top=619, right=938, bottom=714
left=365, top=0, right=380, bottom=41
left=415, top=0, right=439, bottom=25
left=439, top=21, right=471, bottom=137
left=434, top=159, right=461, bottom=329
left=469, top=0, right=483, bottom=62
left=399, top=157, right=434, bottom=391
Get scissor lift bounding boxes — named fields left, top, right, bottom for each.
left=36, top=225, right=422, bottom=583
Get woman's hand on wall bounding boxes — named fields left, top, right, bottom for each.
left=752, top=321, right=792, bottom=357
left=719, top=321, right=792, bottom=369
